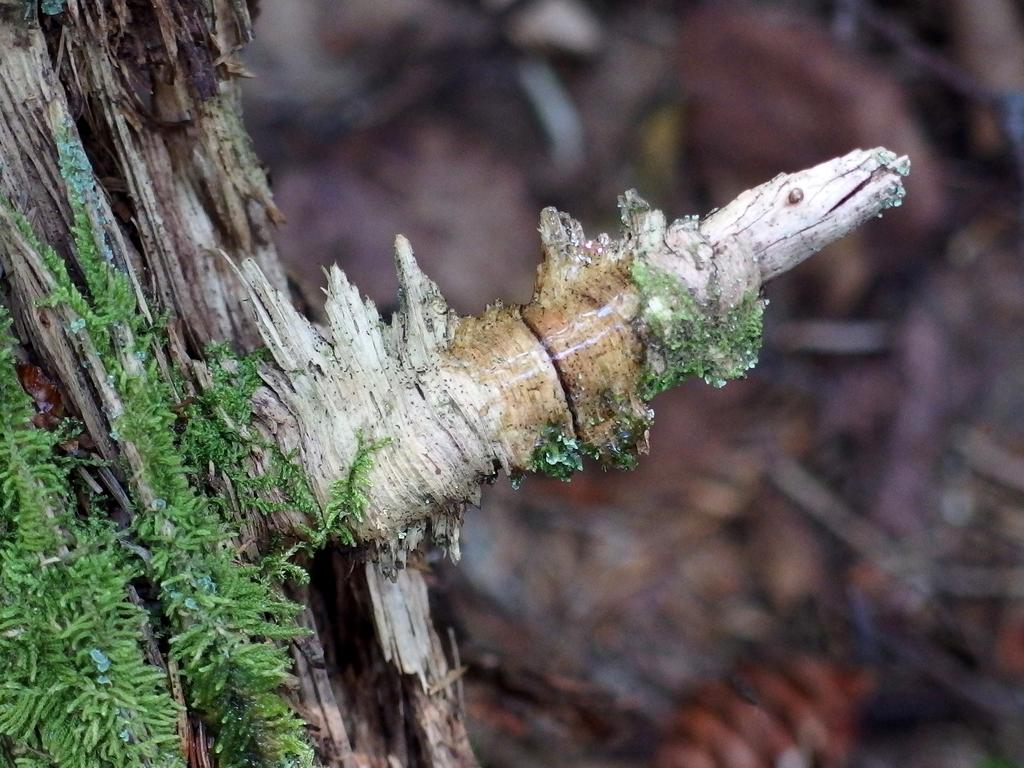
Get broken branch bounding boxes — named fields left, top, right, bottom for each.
left=237, top=148, right=910, bottom=556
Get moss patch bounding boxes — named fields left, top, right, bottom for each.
left=178, top=344, right=319, bottom=583
left=528, top=425, right=596, bottom=481
left=631, top=259, right=765, bottom=398
left=0, top=307, right=183, bottom=768
left=179, top=350, right=392, bottom=552
left=580, top=391, right=653, bottom=472
left=4, top=125, right=316, bottom=768
left=321, top=434, right=391, bottom=547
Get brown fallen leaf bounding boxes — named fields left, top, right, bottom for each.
left=16, top=361, right=65, bottom=430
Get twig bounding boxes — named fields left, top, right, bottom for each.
left=448, top=626, right=467, bottom=714
left=773, top=457, right=1024, bottom=600
left=517, top=55, right=585, bottom=171
left=871, top=623, right=1024, bottom=720
left=768, top=458, right=893, bottom=559
left=957, top=428, right=1024, bottom=495
left=831, top=0, right=862, bottom=44
left=75, top=465, right=103, bottom=494
left=96, top=464, right=134, bottom=515
left=1000, top=92, right=1024, bottom=229
left=852, top=5, right=996, bottom=105
left=851, top=5, right=1024, bottom=229
left=933, top=565, right=1024, bottom=598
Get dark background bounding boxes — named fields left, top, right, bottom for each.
left=241, top=1, right=1024, bottom=765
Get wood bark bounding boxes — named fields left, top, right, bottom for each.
left=0, top=3, right=471, bottom=766
left=0, top=2, right=908, bottom=766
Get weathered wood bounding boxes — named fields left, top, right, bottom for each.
left=238, top=148, right=909, bottom=551
left=0, top=4, right=474, bottom=766
left=55, top=0, right=286, bottom=351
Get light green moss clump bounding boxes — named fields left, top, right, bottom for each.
left=39, top=0, right=67, bottom=15
left=528, top=425, right=593, bottom=481
left=321, top=434, right=391, bottom=547
left=631, top=259, right=765, bottom=399
left=179, top=346, right=391, bottom=556
left=528, top=404, right=650, bottom=481
left=2, top=126, right=316, bottom=768
left=178, top=344, right=319, bottom=583
left=0, top=308, right=183, bottom=768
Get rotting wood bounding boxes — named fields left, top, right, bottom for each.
left=0, top=6, right=471, bottom=766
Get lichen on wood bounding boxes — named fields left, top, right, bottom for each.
left=631, top=258, right=765, bottom=396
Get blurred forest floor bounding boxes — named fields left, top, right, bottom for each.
left=240, top=1, right=1024, bottom=766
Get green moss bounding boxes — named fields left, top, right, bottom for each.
left=528, top=425, right=596, bottom=481
left=178, top=344, right=318, bottom=583
left=320, top=434, right=391, bottom=547
left=0, top=308, right=183, bottom=768
left=111, top=361, right=312, bottom=768
left=601, top=411, right=651, bottom=472
left=979, top=759, right=1022, bottom=768
left=631, top=259, right=765, bottom=398
left=581, top=391, right=653, bottom=472
left=5, top=127, right=316, bottom=768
